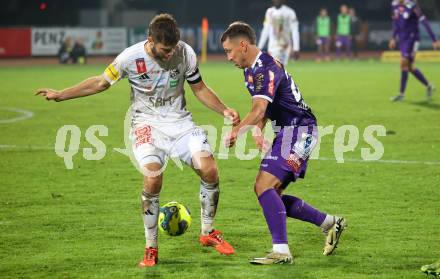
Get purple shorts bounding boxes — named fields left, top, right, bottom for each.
left=400, top=39, right=418, bottom=61
left=260, top=125, right=318, bottom=188
left=316, top=37, right=329, bottom=46
left=335, top=35, right=351, bottom=48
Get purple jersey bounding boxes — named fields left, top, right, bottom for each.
left=391, top=0, right=436, bottom=42
left=244, top=52, right=316, bottom=128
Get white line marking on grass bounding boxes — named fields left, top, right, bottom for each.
left=1, top=144, right=440, bottom=166
left=0, top=108, right=34, bottom=124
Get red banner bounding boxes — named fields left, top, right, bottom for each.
left=0, top=28, right=31, bottom=57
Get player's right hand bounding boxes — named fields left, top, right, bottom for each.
left=388, top=39, right=396, bottom=50
left=223, top=108, right=240, bottom=126
left=433, top=40, right=440, bottom=50
left=35, top=88, right=62, bottom=101
left=252, top=134, right=271, bottom=153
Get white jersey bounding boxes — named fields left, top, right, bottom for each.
left=258, top=4, right=300, bottom=53
left=103, top=40, right=202, bottom=128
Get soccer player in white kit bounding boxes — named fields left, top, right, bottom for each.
left=258, top=0, right=300, bottom=65
left=36, top=14, right=239, bottom=267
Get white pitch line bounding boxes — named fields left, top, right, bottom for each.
left=0, top=144, right=439, bottom=166
left=0, top=108, right=34, bottom=124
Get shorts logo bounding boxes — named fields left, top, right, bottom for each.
left=135, top=125, right=153, bottom=147
left=304, top=135, right=312, bottom=150
left=135, top=58, right=147, bottom=73
left=286, top=153, right=302, bottom=173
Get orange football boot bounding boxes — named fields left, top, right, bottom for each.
left=199, top=230, right=234, bottom=255
left=139, top=247, right=158, bottom=267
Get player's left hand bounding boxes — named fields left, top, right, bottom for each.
left=224, top=130, right=238, bottom=148
left=223, top=108, right=240, bottom=126
left=35, top=88, right=62, bottom=101
left=433, top=40, right=440, bottom=50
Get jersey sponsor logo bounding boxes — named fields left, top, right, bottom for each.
left=169, top=79, right=179, bottom=88
left=246, top=75, right=254, bottom=91
left=148, top=96, right=175, bottom=107
left=134, top=125, right=153, bottom=147
left=268, top=70, right=275, bottom=96
left=170, top=68, right=180, bottom=79
left=255, top=73, right=264, bottom=92
left=104, top=64, right=120, bottom=81
left=135, top=58, right=147, bottom=73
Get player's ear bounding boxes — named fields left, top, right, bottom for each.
left=239, top=40, right=248, bottom=52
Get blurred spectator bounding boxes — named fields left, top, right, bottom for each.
left=92, top=31, right=103, bottom=50
left=315, top=8, right=331, bottom=62
left=335, top=4, right=352, bottom=59
left=71, top=38, right=87, bottom=64
left=58, top=36, right=72, bottom=64
left=349, top=7, right=361, bottom=58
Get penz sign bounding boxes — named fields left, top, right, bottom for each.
left=31, top=28, right=127, bottom=56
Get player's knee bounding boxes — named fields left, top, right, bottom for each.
left=254, top=182, right=270, bottom=197
left=143, top=175, right=162, bottom=193
left=400, top=60, right=410, bottom=70
left=200, top=164, right=218, bottom=184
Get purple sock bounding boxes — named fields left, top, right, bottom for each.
left=400, top=70, right=409, bottom=94
left=281, top=195, right=327, bottom=227
left=258, top=189, right=288, bottom=244
left=411, top=68, right=429, bottom=87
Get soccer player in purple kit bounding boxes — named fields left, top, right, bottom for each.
left=221, top=22, right=346, bottom=265
left=389, top=0, right=440, bottom=102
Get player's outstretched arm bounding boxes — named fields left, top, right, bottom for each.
left=190, top=80, right=240, bottom=125
left=36, top=75, right=110, bottom=102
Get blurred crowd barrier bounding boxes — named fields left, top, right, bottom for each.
left=1, top=22, right=439, bottom=58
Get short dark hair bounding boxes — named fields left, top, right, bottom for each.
left=148, top=13, right=180, bottom=46
left=221, top=21, right=256, bottom=45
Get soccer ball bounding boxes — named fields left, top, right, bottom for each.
left=158, top=201, right=192, bottom=236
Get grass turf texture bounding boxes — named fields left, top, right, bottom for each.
left=0, top=60, right=439, bottom=278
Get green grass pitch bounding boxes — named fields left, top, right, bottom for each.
left=0, top=60, right=439, bottom=278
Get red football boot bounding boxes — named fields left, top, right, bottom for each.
left=199, top=230, right=234, bottom=255
left=139, top=247, right=158, bottom=267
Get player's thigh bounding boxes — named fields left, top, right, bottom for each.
left=172, top=126, right=212, bottom=167
left=131, top=125, right=167, bottom=187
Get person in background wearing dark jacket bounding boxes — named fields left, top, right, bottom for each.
left=71, top=38, right=87, bottom=65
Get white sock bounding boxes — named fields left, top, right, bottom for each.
left=273, top=244, right=291, bottom=255
left=141, top=191, right=159, bottom=248
left=320, top=215, right=335, bottom=231
left=200, top=180, right=219, bottom=235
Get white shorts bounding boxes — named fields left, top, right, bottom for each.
left=130, top=120, right=211, bottom=168
left=269, top=47, right=290, bottom=66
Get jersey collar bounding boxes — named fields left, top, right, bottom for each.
left=250, top=51, right=262, bottom=69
